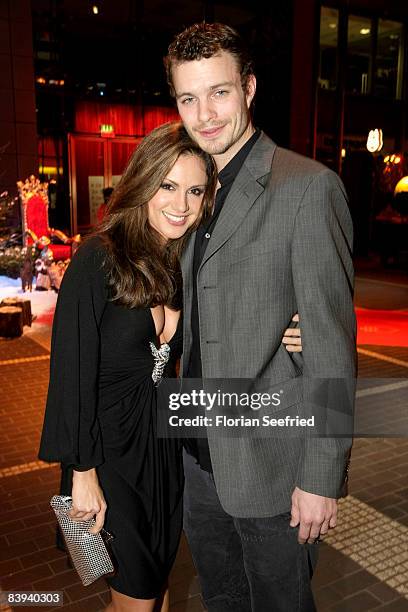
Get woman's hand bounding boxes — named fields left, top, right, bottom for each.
left=69, top=468, right=107, bottom=534
left=282, top=314, right=302, bottom=352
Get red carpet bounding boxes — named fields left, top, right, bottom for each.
left=35, top=308, right=55, bottom=326
left=356, top=307, right=408, bottom=347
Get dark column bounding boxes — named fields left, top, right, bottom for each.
left=289, top=0, right=319, bottom=158
left=252, top=3, right=293, bottom=148
left=333, top=7, right=347, bottom=176
left=203, top=0, right=215, bottom=22
left=0, top=0, right=38, bottom=196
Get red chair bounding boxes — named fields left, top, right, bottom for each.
left=17, top=175, right=80, bottom=260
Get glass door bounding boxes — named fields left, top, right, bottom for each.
left=68, top=135, right=141, bottom=234
left=110, top=139, right=142, bottom=189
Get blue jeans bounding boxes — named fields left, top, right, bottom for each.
left=183, top=451, right=318, bottom=612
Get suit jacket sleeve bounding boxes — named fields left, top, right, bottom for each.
left=38, top=238, right=107, bottom=469
left=291, top=169, right=357, bottom=498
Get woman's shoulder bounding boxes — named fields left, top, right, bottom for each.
left=61, top=235, right=109, bottom=289
left=71, top=235, right=108, bottom=272
left=75, top=235, right=106, bottom=259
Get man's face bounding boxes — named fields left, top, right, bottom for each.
left=172, top=51, right=256, bottom=162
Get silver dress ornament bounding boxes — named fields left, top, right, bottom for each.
left=149, top=341, right=170, bottom=385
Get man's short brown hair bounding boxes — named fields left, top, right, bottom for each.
left=164, top=22, right=254, bottom=97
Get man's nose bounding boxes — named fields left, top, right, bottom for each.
left=197, top=99, right=216, bottom=124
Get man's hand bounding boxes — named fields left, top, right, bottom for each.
left=290, top=486, right=337, bottom=544
left=69, top=468, right=107, bottom=534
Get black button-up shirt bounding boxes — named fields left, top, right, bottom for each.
left=185, top=129, right=261, bottom=471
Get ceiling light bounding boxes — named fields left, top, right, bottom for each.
left=92, top=5, right=99, bottom=15
left=394, top=176, right=408, bottom=194
left=360, top=28, right=370, bottom=35
left=329, top=23, right=337, bottom=29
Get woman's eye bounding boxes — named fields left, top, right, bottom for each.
left=189, top=188, right=204, bottom=196
left=161, top=183, right=174, bottom=190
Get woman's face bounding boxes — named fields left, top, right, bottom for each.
left=147, top=154, right=207, bottom=241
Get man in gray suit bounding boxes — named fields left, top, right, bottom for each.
left=164, top=22, right=356, bottom=612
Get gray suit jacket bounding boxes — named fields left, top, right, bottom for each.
left=180, top=132, right=356, bottom=518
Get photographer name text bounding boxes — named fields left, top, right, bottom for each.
left=167, top=415, right=315, bottom=428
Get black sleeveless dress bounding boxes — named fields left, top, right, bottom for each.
left=39, top=237, right=184, bottom=599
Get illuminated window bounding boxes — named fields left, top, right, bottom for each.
left=347, top=15, right=373, bottom=94
left=375, top=20, right=404, bottom=99
left=319, top=7, right=339, bottom=90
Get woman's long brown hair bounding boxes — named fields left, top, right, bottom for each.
left=94, top=121, right=217, bottom=309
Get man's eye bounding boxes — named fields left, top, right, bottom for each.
left=181, top=97, right=194, bottom=105
left=214, top=90, right=228, bottom=97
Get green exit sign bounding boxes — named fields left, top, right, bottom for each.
left=100, top=124, right=115, bottom=137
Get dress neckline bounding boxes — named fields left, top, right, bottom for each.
left=148, top=307, right=181, bottom=347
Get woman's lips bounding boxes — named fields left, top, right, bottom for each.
left=162, top=211, right=187, bottom=226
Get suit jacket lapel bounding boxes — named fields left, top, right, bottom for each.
left=180, top=232, right=195, bottom=297
left=180, top=233, right=195, bottom=375
left=199, top=133, right=277, bottom=270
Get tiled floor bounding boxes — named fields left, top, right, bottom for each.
left=1, top=266, right=408, bottom=611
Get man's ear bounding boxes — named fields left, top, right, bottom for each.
left=245, top=74, right=256, bottom=108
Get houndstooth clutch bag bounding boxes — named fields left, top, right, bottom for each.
left=50, top=495, right=115, bottom=586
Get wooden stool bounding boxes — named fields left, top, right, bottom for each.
left=0, top=306, right=24, bottom=338
left=0, top=298, right=32, bottom=327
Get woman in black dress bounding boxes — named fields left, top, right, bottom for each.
left=39, top=122, right=217, bottom=612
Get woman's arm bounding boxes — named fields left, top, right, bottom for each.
left=39, top=239, right=107, bottom=469
left=282, top=313, right=302, bottom=352
left=70, top=468, right=107, bottom=534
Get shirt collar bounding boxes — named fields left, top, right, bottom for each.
left=217, top=128, right=261, bottom=188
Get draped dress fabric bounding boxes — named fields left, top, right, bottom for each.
left=39, top=237, right=184, bottom=599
